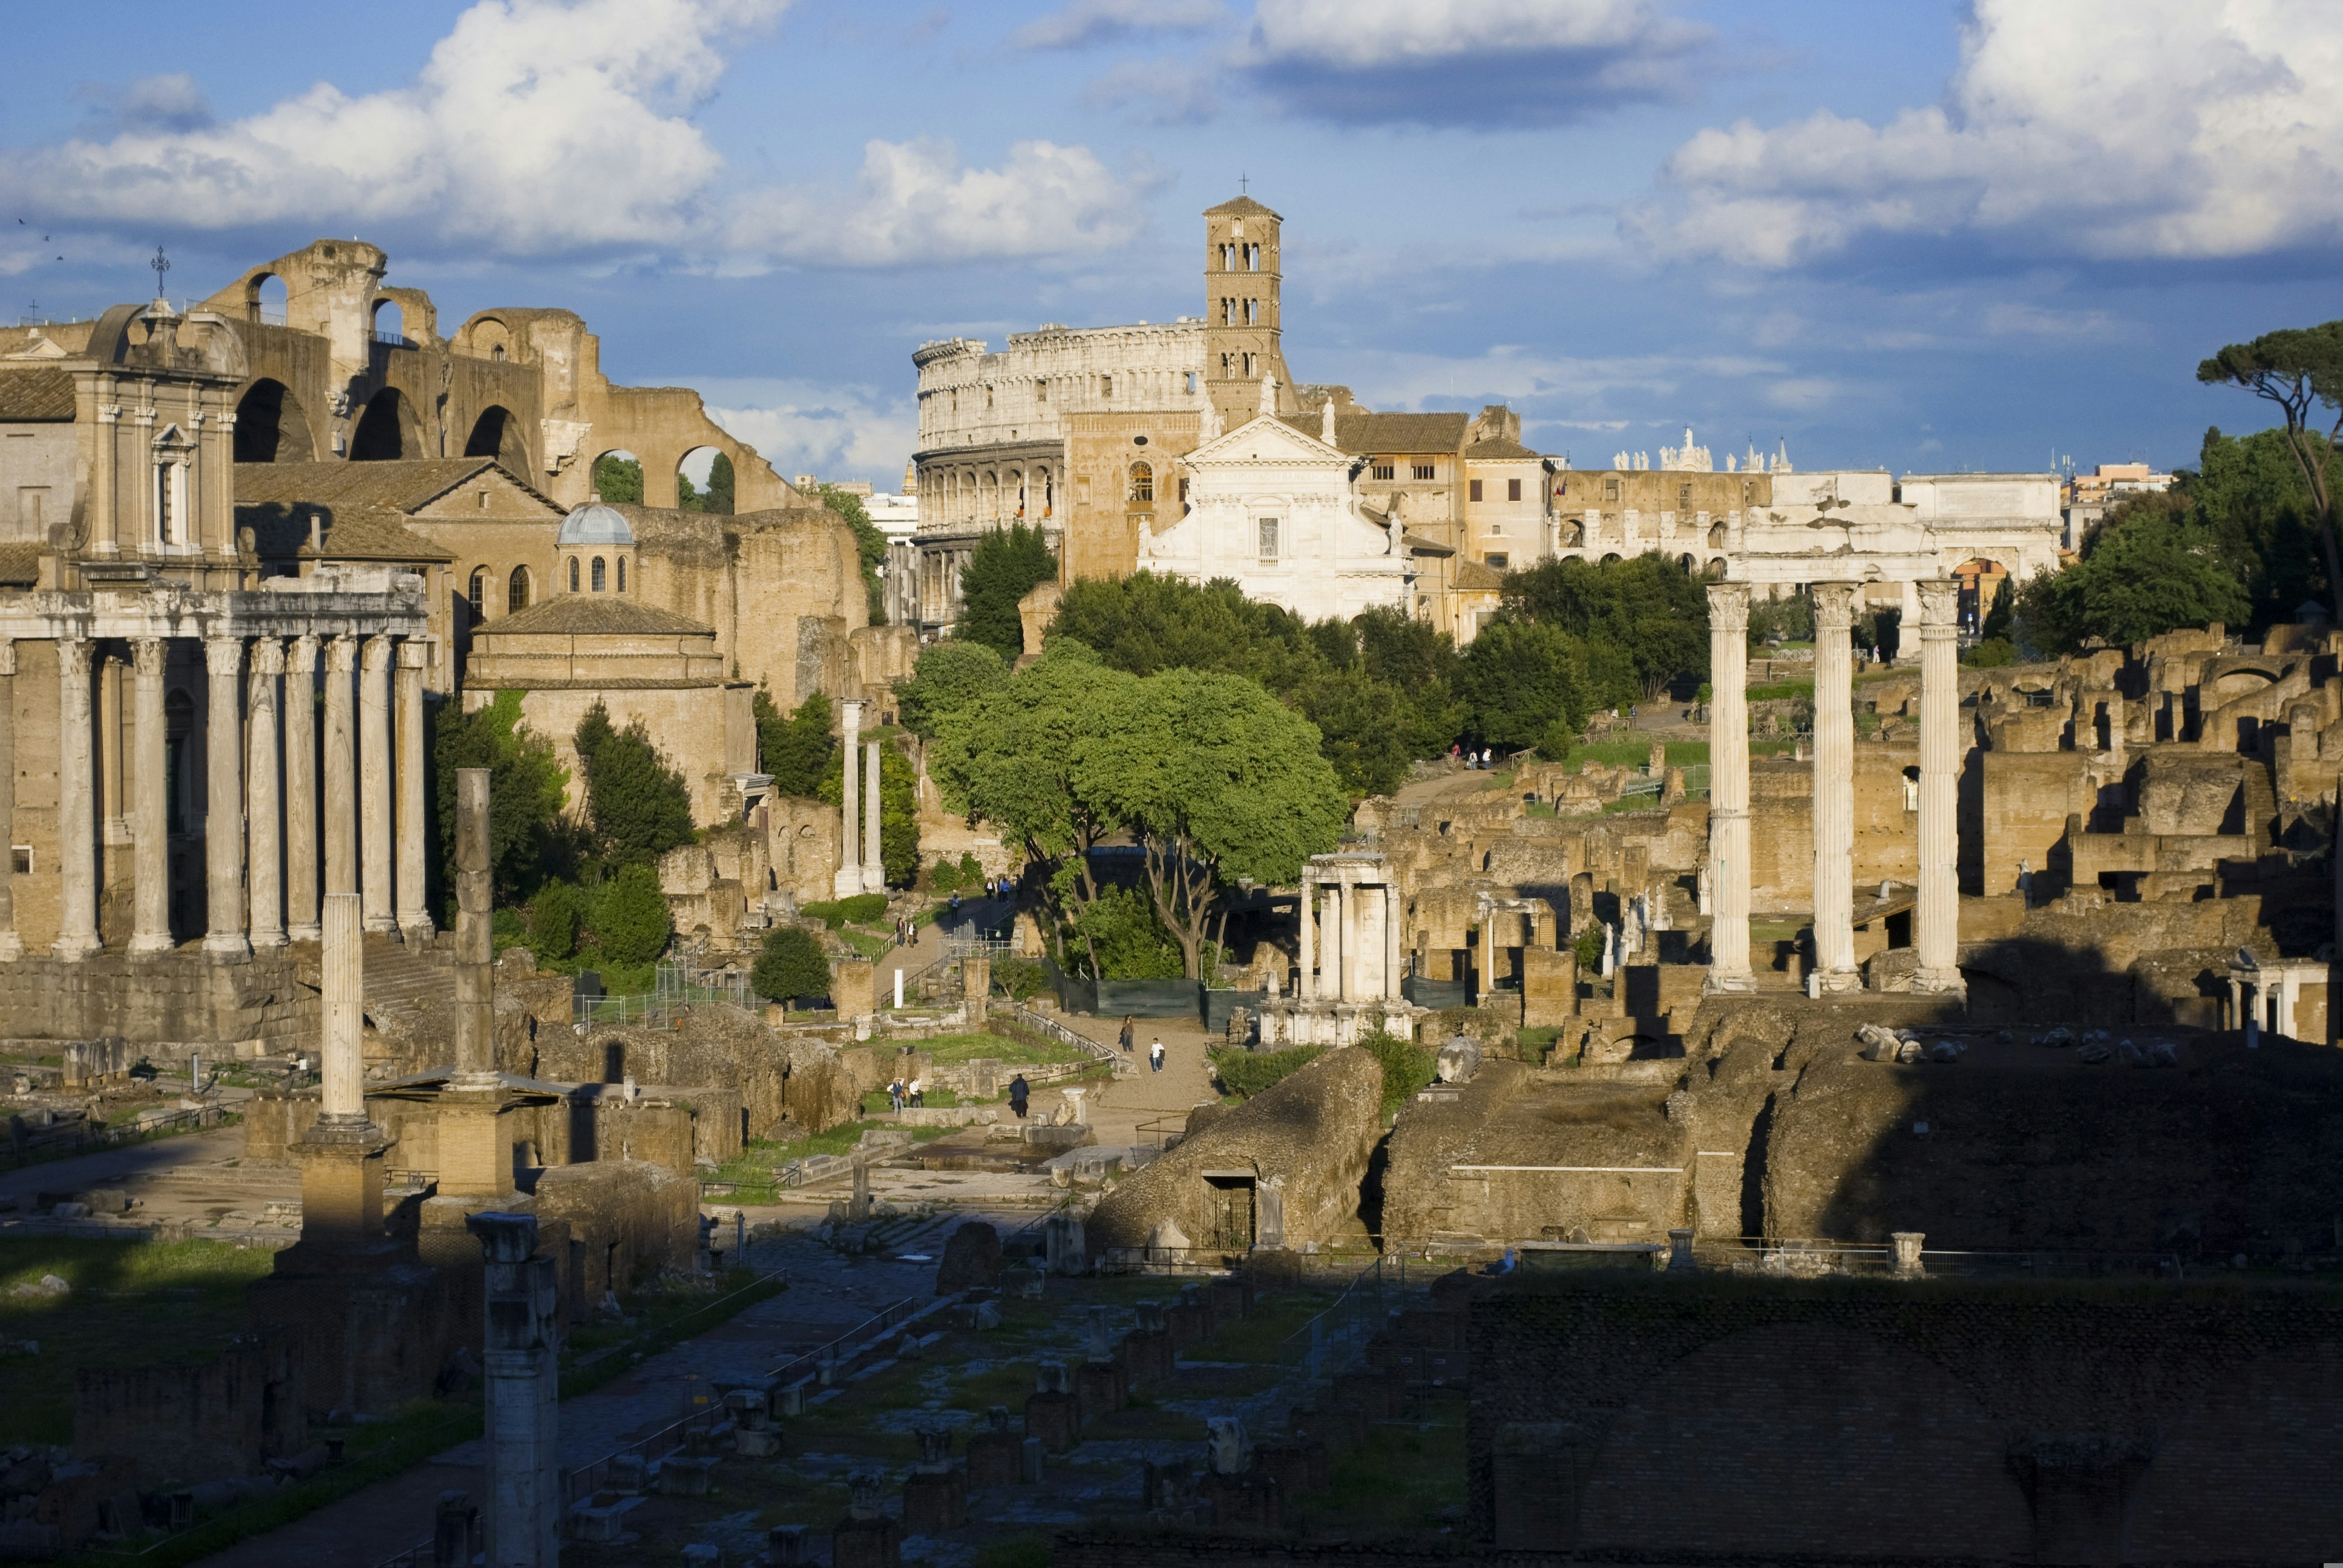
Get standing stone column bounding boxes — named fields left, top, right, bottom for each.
left=324, top=637, right=357, bottom=901
left=1809, top=583, right=1860, bottom=993
left=395, top=641, right=431, bottom=938
left=204, top=637, right=249, bottom=958
left=247, top=639, right=286, bottom=949
left=835, top=699, right=863, bottom=897
left=862, top=737, right=885, bottom=895
left=0, top=640, right=17, bottom=961
left=465, top=1211, right=562, bottom=1568
left=320, top=892, right=367, bottom=1126
left=128, top=638, right=172, bottom=956
left=454, top=769, right=497, bottom=1086
left=1703, top=585, right=1754, bottom=992
left=359, top=635, right=395, bottom=933
left=1913, top=580, right=1965, bottom=994
left=284, top=636, right=321, bottom=941
left=1296, top=871, right=1316, bottom=1001
left=1328, top=878, right=1346, bottom=1003
left=287, top=890, right=390, bottom=1253
left=53, top=639, right=100, bottom=960
left=1383, top=881, right=1403, bottom=1001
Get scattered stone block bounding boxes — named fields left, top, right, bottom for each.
left=934, top=1220, right=1002, bottom=1295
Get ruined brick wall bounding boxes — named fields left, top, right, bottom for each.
left=73, top=1330, right=306, bottom=1485
left=1467, top=1276, right=2343, bottom=1564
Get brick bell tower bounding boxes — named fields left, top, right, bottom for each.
left=1203, top=193, right=1297, bottom=433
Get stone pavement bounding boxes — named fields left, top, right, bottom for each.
left=0, top=1123, right=301, bottom=1242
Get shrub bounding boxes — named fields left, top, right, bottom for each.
left=527, top=880, right=585, bottom=961
left=752, top=926, right=831, bottom=1003
left=574, top=702, right=695, bottom=871
left=1208, top=1045, right=1322, bottom=1100
left=992, top=956, right=1050, bottom=1001
left=801, top=893, right=889, bottom=929
left=594, top=864, right=671, bottom=965
left=1357, top=1028, right=1436, bottom=1116
left=1573, top=925, right=1604, bottom=972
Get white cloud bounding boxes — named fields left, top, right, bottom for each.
left=694, top=377, right=918, bottom=488
left=1241, top=0, right=1705, bottom=125
left=1015, top=0, right=1225, bottom=50
left=0, top=0, right=1152, bottom=270
left=724, top=139, right=1154, bottom=267
left=1633, top=0, right=2343, bottom=267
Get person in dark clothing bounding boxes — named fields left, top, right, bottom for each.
left=1008, top=1074, right=1030, bottom=1119
left=1118, top=1016, right=1135, bottom=1054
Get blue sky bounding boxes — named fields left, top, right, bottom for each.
left=3, top=0, right=2338, bottom=489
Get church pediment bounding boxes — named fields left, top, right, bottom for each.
left=1187, top=413, right=1348, bottom=468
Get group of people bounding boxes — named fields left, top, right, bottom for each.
left=885, top=1076, right=925, bottom=1111
left=1117, top=1016, right=1167, bottom=1073
left=1451, top=743, right=1498, bottom=770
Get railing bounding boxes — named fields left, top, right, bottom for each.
left=577, top=961, right=752, bottom=1029
left=1273, top=1253, right=1409, bottom=1380
left=767, top=1295, right=919, bottom=1388
left=372, top=328, right=413, bottom=347
left=1002, top=1003, right=1130, bottom=1077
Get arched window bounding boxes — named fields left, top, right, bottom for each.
left=568, top=557, right=580, bottom=593
left=1129, top=462, right=1154, bottom=505
left=591, top=556, right=606, bottom=592
left=509, top=566, right=531, bottom=610
left=617, top=557, right=626, bottom=593
left=468, top=567, right=488, bottom=619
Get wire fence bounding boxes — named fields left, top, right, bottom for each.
left=576, top=962, right=752, bottom=1029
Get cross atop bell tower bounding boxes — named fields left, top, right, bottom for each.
left=1202, top=192, right=1293, bottom=435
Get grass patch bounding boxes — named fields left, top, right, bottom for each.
left=1199, top=1290, right=1340, bottom=1363
left=1555, top=739, right=1709, bottom=769
left=1747, top=678, right=1815, bottom=702
left=0, top=1236, right=278, bottom=1446
left=917, top=1031, right=1096, bottom=1068
left=1301, top=1399, right=1470, bottom=1536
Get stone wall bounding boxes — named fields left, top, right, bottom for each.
left=0, top=947, right=313, bottom=1057
left=1467, top=1275, right=2343, bottom=1563
left=73, top=1328, right=307, bottom=1486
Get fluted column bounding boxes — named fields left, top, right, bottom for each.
left=395, top=641, right=431, bottom=938
left=53, top=639, right=101, bottom=959
left=1913, top=580, right=1965, bottom=994
left=0, top=640, right=19, bottom=961
left=129, top=638, right=172, bottom=956
left=861, top=737, right=885, bottom=895
left=1703, top=584, right=1754, bottom=992
left=1383, top=882, right=1402, bottom=1000
left=247, top=639, right=285, bottom=950
left=1810, top=583, right=1860, bottom=993
left=1328, top=878, right=1346, bottom=1002
left=1297, top=871, right=1316, bottom=1001
left=318, top=891, right=369, bottom=1126
left=285, top=635, right=321, bottom=941
left=204, top=637, right=249, bottom=958
left=324, top=636, right=357, bottom=901
left=834, top=699, right=863, bottom=897
left=359, top=636, right=395, bottom=932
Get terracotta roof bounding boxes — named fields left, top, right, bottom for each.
left=1331, top=412, right=1469, bottom=457
left=0, top=543, right=42, bottom=587
left=1465, top=437, right=1540, bottom=460
left=1204, top=195, right=1280, bottom=220
left=484, top=595, right=714, bottom=638
left=0, top=368, right=76, bottom=422
left=234, top=459, right=562, bottom=515
left=1452, top=559, right=1507, bottom=590
left=1401, top=531, right=1454, bottom=558
left=238, top=500, right=454, bottom=563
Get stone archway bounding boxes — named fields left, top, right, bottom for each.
left=464, top=405, right=530, bottom=474
left=350, top=387, right=421, bottom=462
left=233, top=379, right=318, bottom=463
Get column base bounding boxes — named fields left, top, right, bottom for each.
left=51, top=932, right=102, bottom=961
left=833, top=869, right=864, bottom=898
left=288, top=923, right=323, bottom=943
left=205, top=932, right=252, bottom=959
left=1910, top=967, right=1967, bottom=997
left=0, top=932, right=22, bottom=962
left=251, top=929, right=289, bottom=950
left=1703, top=970, right=1759, bottom=996
left=1807, top=968, right=1864, bottom=998
left=128, top=931, right=174, bottom=956
left=398, top=916, right=434, bottom=944
left=860, top=869, right=887, bottom=897
left=362, top=914, right=398, bottom=935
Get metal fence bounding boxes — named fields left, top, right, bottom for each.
left=1002, top=1003, right=1130, bottom=1076
left=576, top=962, right=752, bottom=1030
left=767, top=1295, right=920, bottom=1388
left=1273, top=1253, right=1412, bottom=1381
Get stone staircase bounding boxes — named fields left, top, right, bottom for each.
left=358, top=930, right=451, bottom=1018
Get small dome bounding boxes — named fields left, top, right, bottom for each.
left=558, top=501, right=633, bottom=547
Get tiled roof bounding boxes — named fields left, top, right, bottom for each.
left=234, top=459, right=562, bottom=515
left=0, top=368, right=76, bottom=422
left=1204, top=195, right=1280, bottom=220
left=1332, top=412, right=1469, bottom=457
left=238, top=500, right=454, bottom=563
left=1401, top=531, right=1454, bottom=558
left=1466, top=437, right=1541, bottom=460
left=0, top=543, right=42, bottom=587
left=1452, top=559, right=1508, bottom=590
left=485, top=595, right=714, bottom=638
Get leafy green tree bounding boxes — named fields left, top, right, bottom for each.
left=1453, top=620, right=1607, bottom=748
left=574, top=702, right=695, bottom=871
left=2198, top=319, right=2343, bottom=617
left=591, top=453, right=643, bottom=505
left=759, top=689, right=833, bottom=799
left=752, top=924, right=831, bottom=1003
left=896, top=641, right=1008, bottom=739
left=706, top=452, right=735, bottom=515
left=819, top=740, right=920, bottom=887
left=527, top=880, right=585, bottom=961
left=433, top=689, right=570, bottom=904
left=1748, top=589, right=1815, bottom=647
left=594, top=864, right=672, bottom=966
left=1498, top=552, right=1709, bottom=697
left=2187, top=426, right=2328, bottom=626
left=1073, top=885, right=1186, bottom=980
left=2010, top=502, right=2251, bottom=655
left=958, top=522, right=1057, bottom=661
left=816, top=485, right=888, bottom=623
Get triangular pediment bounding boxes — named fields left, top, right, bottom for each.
left=1188, top=413, right=1347, bottom=466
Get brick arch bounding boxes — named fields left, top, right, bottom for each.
left=1576, top=1321, right=2031, bottom=1560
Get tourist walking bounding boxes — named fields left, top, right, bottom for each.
left=887, top=1079, right=905, bottom=1113
left=1149, top=1038, right=1165, bottom=1073
left=1119, top=1015, right=1135, bottom=1054
left=908, top=1076, right=924, bottom=1108
left=1008, top=1074, right=1030, bottom=1119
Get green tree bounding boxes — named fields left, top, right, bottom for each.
left=593, top=864, right=672, bottom=965
left=574, top=702, right=695, bottom=871
left=896, top=641, right=1008, bottom=739
left=1498, top=552, right=1709, bottom=697
left=816, top=485, right=888, bottom=624
left=2187, top=426, right=2328, bottom=626
left=592, top=453, right=643, bottom=505
left=1073, top=885, right=1186, bottom=980
left=819, top=740, right=920, bottom=887
left=706, top=452, right=734, bottom=515
left=2010, top=502, right=2252, bottom=655
left=2198, top=319, right=2343, bottom=617
left=958, top=522, right=1057, bottom=661
left=527, top=880, right=585, bottom=961
left=433, top=689, right=570, bottom=904
left=1453, top=619, right=1611, bottom=748
left=752, top=924, right=831, bottom=1003
left=760, top=690, right=833, bottom=799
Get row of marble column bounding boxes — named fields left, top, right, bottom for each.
left=21, top=630, right=430, bottom=962
left=1297, top=868, right=1401, bottom=1004
left=1705, top=580, right=1962, bottom=996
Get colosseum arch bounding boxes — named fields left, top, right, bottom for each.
left=351, top=386, right=423, bottom=462
left=247, top=273, right=289, bottom=326
left=464, top=405, right=531, bottom=473
left=233, top=378, right=318, bottom=463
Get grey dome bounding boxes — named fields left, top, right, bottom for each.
left=558, top=501, right=634, bottom=547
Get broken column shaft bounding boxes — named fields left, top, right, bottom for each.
left=467, top=1211, right=561, bottom=1568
